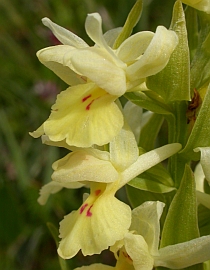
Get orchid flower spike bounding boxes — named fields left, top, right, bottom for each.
left=41, top=123, right=181, bottom=259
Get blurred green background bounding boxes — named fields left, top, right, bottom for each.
left=0, top=0, right=175, bottom=269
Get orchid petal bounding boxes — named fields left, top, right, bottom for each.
left=120, top=143, right=182, bottom=187
left=194, top=161, right=210, bottom=208
left=115, top=249, right=135, bottom=270
left=141, top=111, right=154, bottom=128
left=70, top=48, right=127, bottom=96
left=110, top=122, right=139, bottom=171
left=32, top=83, right=123, bottom=147
left=41, top=135, right=73, bottom=150
left=85, top=13, right=109, bottom=49
left=85, top=13, right=121, bottom=63
left=130, top=201, right=165, bottom=255
left=126, top=77, right=145, bottom=91
left=116, top=31, right=154, bottom=63
left=196, top=190, right=210, bottom=209
left=37, top=45, right=84, bottom=85
left=194, top=163, right=205, bottom=192
left=30, top=124, right=44, bottom=138
left=103, top=27, right=122, bottom=47
left=42, top=17, right=89, bottom=48
left=123, top=101, right=142, bottom=143
left=126, top=26, right=178, bottom=81
left=155, top=235, right=210, bottom=268
left=194, top=147, right=210, bottom=185
left=52, top=149, right=119, bottom=183
left=58, top=182, right=131, bottom=259
left=124, top=233, right=154, bottom=270
left=37, top=181, right=83, bottom=205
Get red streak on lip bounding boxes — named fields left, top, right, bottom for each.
left=86, top=100, right=94, bottom=110
left=122, top=251, right=133, bottom=262
left=95, top=189, right=101, bottom=196
left=80, top=203, right=88, bottom=214
left=82, top=94, right=91, bottom=102
left=86, top=205, right=93, bottom=217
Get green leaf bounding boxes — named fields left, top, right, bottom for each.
left=185, top=6, right=199, bottom=60
left=180, top=83, right=210, bottom=161
left=126, top=184, right=168, bottom=209
left=147, top=0, right=191, bottom=103
left=113, top=0, right=143, bottom=49
left=202, top=32, right=210, bottom=54
left=128, top=177, right=176, bottom=193
left=125, top=91, right=173, bottom=115
left=141, top=161, right=175, bottom=187
left=198, top=204, right=210, bottom=237
left=204, top=178, right=210, bottom=194
left=47, top=222, right=68, bottom=270
left=160, top=165, right=200, bottom=248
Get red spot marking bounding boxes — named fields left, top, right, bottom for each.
left=95, top=189, right=101, bottom=196
left=80, top=203, right=88, bottom=214
left=82, top=94, right=91, bottom=102
left=122, top=251, right=133, bottom=262
left=86, top=100, right=94, bottom=110
left=86, top=205, right=93, bottom=217
left=80, top=76, right=87, bottom=82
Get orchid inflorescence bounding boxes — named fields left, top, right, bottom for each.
left=31, top=0, right=210, bottom=269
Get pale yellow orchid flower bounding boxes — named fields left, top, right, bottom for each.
left=47, top=123, right=181, bottom=259
left=58, top=180, right=131, bottom=259
left=37, top=13, right=178, bottom=95
left=53, top=124, right=137, bottom=259
left=112, top=201, right=210, bottom=270
left=30, top=13, right=178, bottom=147
left=37, top=181, right=84, bottom=205
left=30, top=83, right=123, bottom=147
left=182, top=0, right=210, bottom=13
